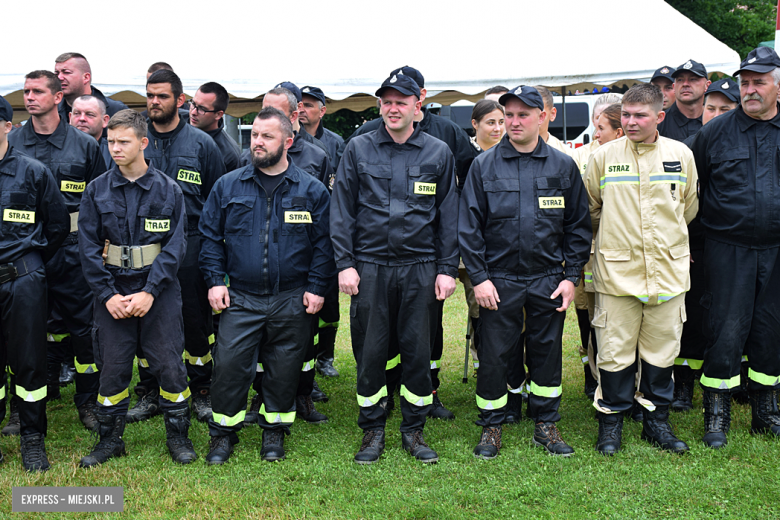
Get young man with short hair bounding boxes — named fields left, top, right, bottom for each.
left=189, top=82, right=241, bottom=172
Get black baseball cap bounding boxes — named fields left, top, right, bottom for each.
left=388, top=66, right=424, bottom=89
left=672, top=59, right=708, bottom=79
left=705, top=79, right=739, bottom=104
left=0, top=95, right=12, bottom=122
left=375, top=74, right=421, bottom=99
left=301, top=86, right=327, bottom=105
left=498, top=85, right=544, bottom=110
left=274, top=81, right=302, bottom=103
left=651, top=66, right=676, bottom=83
left=733, top=46, right=780, bottom=76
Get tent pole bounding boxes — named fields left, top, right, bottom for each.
left=561, top=88, right=567, bottom=143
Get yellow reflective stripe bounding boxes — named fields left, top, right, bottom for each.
left=98, top=388, right=129, bottom=406
left=137, top=358, right=149, bottom=368
left=674, top=358, right=703, bottom=370
left=256, top=363, right=264, bottom=373
left=386, top=354, right=401, bottom=371
left=301, top=359, right=315, bottom=372
left=530, top=381, right=562, bottom=398
left=318, top=317, right=339, bottom=328
left=74, top=358, right=98, bottom=374
left=212, top=410, right=245, bottom=427
left=0, top=385, right=6, bottom=401
left=185, top=350, right=213, bottom=366
left=16, top=384, right=46, bottom=403
left=742, top=355, right=749, bottom=363
left=208, top=334, right=216, bottom=345
left=475, top=393, right=507, bottom=411
left=160, top=386, right=191, bottom=403
left=748, top=368, right=780, bottom=387
left=259, top=403, right=296, bottom=424
left=473, top=362, right=480, bottom=368
left=700, top=374, right=741, bottom=390
left=430, top=359, right=441, bottom=370
left=400, top=385, right=433, bottom=406
left=47, top=332, right=70, bottom=343
left=357, top=386, right=387, bottom=408
left=581, top=356, right=589, bottom=364
left=583, top=272, right=593, bottom=283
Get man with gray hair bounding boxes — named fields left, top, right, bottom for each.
left=690, top=46, right=780, bottom=448
left=70, top=95, right=112, bottom=168
left=54, top=52, right=127, bottom=124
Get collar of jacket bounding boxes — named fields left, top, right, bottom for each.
left=313, top=121, right=325, bottom=141
left=734, top=103, right=780, bottom=131
left=109, top=162, right=157, bottom=190
left=22, top=114, right=69, bottom=149
left=148, top=115, right=187, bottom=140
left=205, top=118, right=226, bottom=139
left=627, top=132, right=661, bottom=154
left=668, top=102, right=701, bottom=127
left=375, top=120, right=426, bottom=148
left=498, top=134, right=549, bottom=159
left=239, top=158, right=302, bottom=184
left=290, top=129, right=306, bottom=153
left=0, top=145, right=19, bottom=175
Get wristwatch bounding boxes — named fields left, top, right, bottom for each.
left=565, top=275, right=581, bottom=287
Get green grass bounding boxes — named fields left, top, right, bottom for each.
left=1, top=286, right=779, bottom=519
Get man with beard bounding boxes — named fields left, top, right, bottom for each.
left=658, top=60, right=711, bottom=142
left=70, top=95, right=112, bottom=168
left=54, top=52, right=127, bottom=127
left=200, top=107, right=334, bottom=464
left=127, top=70, right=225, bottom=425
left=189, top=82, right=241, bottom=172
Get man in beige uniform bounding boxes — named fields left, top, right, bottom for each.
left=585, top=84, right=698, bottom=455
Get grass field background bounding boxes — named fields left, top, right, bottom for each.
left=0, top=286, right=779, bottom=519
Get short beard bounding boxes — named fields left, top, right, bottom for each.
left=148, top=104, right=177, bottom=126
left=252, top=143, right=285, bottom=170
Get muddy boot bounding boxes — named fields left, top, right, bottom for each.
left=164, top=407, right=197, bottom=464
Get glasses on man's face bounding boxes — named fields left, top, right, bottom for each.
left=190, top=101, right=219, bottom=115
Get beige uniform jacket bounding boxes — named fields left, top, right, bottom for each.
left=572, top=140, right=600, bottom=292
left=584, top=134, right=699, bottom=305
left=545, top=134, right=570, bottom=156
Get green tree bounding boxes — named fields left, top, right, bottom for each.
left=322, top=107, right=379, bottom=139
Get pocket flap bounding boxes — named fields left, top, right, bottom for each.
left=221, top=195, right=256, bottom=209
left=600, top=249, right=631, bottom=261
left=669, top=243, right=690, bottom=259
left=712, top=146, right=749, bottom=163
left=484, top=179, right=520, bottom=192
left=535, top=176, right=570, bottom=189
left=357, top=162, right=392, bottom=179
left=591, top=306, right=607, bottom=328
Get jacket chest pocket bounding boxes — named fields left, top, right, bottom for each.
left=710, top=147, right=749, bottom=188
left=281, top=197, right=311, bottom=236
left=1, top=191, right=37, bottom=235
left=535, top=176, right=568, bottom=219
left=358, top=163, right=392, bottom=207
left=175, top=157, right=204, bottom=197
left=407, top=164, right=440, bottom=209
left=483, top=178, right=520, bottom=220
left=138, top=203, right=174, bottom=240
left=222, top=196, right=255, bottom=236
left=94, top=197, right=127, bottom=236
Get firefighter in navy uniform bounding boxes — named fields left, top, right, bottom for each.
left=128, top=70, right=226, bottom=424
left=78, top=109, right=196, bottom=467
left=8, top=71, right=106, bottom=433
left=657, top=60, right=710, bottom=142
left=189, top=82, right=242, bottom=173
left=199, top=107, right=334, bottom=464
left=0, top=95, right=69, bottom=471
left=460, top=86, right=591, bottom=458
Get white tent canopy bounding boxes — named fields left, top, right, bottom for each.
left=1, top=0, right=741, bottom=120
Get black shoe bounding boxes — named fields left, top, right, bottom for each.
left=77, top=402, right=99, bottom=431
left=21, top=433, right=50, bottom=472
left=79, top=414, right=126, bottom=468
left=401, top=430, right=438, bottom=463
left=473, top=426, right=502, bottom=459
left=126, top=390, right=161, bottom=423
left=504, top=392, right=522, bottom=424
left=261, top=430, right=286, bottom=461
left=316, top=357, right=339, bottom=378
left=671, top=365, right=694, bottom=412
left=206, top=435, right=234, bottom=465
left=164, top=408, right=197, bottom=464
left=191, top=389, right=212, bottom=423
left=533, top=422, right=574, bottom=457
left=296, top=395, right=328, bottom=423
left=311, top=380, right=329, bottom=403
left=703, top=390, right=730, bottom=449
left=428, top=391, right=455, bottom=420
left=354, top=429, right=385, bottom=464
left=244, top=394, right=262, bottom=425
left=750, top=389, right=780, bottom=437
left=59, top=363, right=76, bottom=387
left=596, top=412, right=623, bottom=456
left=625, top=402, right=644, bottom=422
left=2, top=399, right=20, bottom=436
left=641, top=406, right=689, bottom=453
left=584, top=366, right=598, bottom=400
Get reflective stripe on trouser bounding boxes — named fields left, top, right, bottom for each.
left=476, top=276, right=565, bottom=427
left=700, top=240, right=780, bottom=392
left=592, top=292, right=685, bottom=414
left=430, top=300, right=444, bottom=390
left=678, top=245, right=706, bottom=369
left=93, top=275, right=188, bottom=417
left=209, top=287, right=310, bottom=436
left=675, top=358, right=703, bottom=370
left=351, top=262, right=436, bottom=432
left=315, top=284, right=340, bottom=361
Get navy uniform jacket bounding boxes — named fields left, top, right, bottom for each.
left=658, top=102, right=703, bottom=143
left=204, top=119, right=241, bottom=173
left=78, top=166, right=187, bottom=305
left=199, top=160, right=334, bottom=297
left=0, top=146, right=69, bottom=263
left=313, top=123, right=345, bottom=170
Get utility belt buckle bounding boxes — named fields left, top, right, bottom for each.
left=120, top=246, right=143, bottom=269
left=0, top=263, right=19, bottom=284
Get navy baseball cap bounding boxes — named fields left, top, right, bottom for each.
left=274, top=81, right=302, bottom=103
left=388, top=66, right=424, bottom=89
left=375, top=74, right=421, bottom=99
left=301, top=86, right=327, bottom=105
left=672, top=59, right=708, bottom=79
left=0, top=95, right=12, bottom=122
left=705, top=79, right=739, bottom=104
left=499, top=85, right=544, bottom=110
left=651, top=66, right=676, bottom=83
left=734, top=46, right=780, bottom=76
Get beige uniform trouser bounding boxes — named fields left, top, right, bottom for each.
left=592, top=292, right=686, bottom=413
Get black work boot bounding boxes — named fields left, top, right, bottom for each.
left=244, top=394, right=261, bottom=425
left=206, top=435, right=235, bottom=465
left=80, top=414, right=126, bottom=468
left=316, top=357, right=339, bottom=378
left=311, top=380, right=329, bottom=403
left=596, top=412, right=623, bottom=456
left=732, top=362, right=750, bottom=404
left=750, top=389, right=780, bottom=437
left=126, top=389, right=161, bottom=423
left=473, top=426, right=502, bottom=459
left=21, top=433, right=50, bottom=472
left=702, top=390, right=731, bottom=449
left=260, top=429, right=286, bottom=461
left=2, top=398, right=20, bottom=436
left=625, top=401, right=644, bottom=422
left=59, top=362, right=76, bottom=387
left=354, top=429, right=385, bottom=464
left=401, top=430, right=438, bottom=463
left=584, top=365, right=598, bottom=400
left=671, top=365, right=695, bottom=412
left=641, top=406, right=689, bottom=453
left=164, top=407, right=197, bottom=464
left=504, top=392, right=522, bottom=424
left=191, top=389, right=212, bottom=423
left=77, top=402, right=99, bottom=431
left=533, top=422, right=575, bottom=457
left=296, top=395, right=328, bottom=423
left=428, top=390, right=455, bottom=420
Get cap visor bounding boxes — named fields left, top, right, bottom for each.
left=375, top=86, right=418, bottom=98
left=733, top=64, right=776, bottom=76
left=671, top=70, right=707, bottom=79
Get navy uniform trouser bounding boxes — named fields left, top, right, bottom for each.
left=351, top=262, right=436, bottom=432
left=209, top=287, right=311, bottom=437
left=677, top=246, right=706, bottom=369
left=315, top=284, right=340, bottom=363
left=136, top=236, right=213, bottom=394
left=700, top=239, right=780, bottom=393
left=93, top=276, right=189, bottom=416
left=476, top=275, right=565, bottom=426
